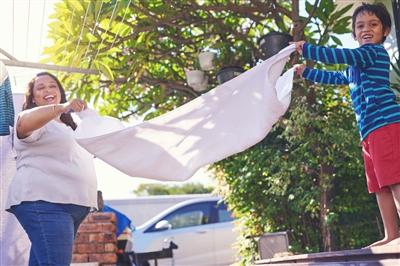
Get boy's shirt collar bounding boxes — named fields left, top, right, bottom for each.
left=360, top=43, right=383, bottom=47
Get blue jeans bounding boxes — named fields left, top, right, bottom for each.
left=10, top=200, right=90, bottom=266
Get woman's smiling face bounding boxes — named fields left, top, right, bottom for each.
left=32, top=74, right=62, bottom=106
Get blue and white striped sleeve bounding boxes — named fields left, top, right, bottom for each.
left=302, top=67, right=349, bottom=85
left=302, top=42, right=378, bottom=68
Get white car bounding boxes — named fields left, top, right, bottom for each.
left=131, top=197, right=238, bottom=266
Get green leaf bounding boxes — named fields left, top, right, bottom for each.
left=94, top=61, right=114, bottom=80
left=305, top=1, right=314, bottom=15
left=331, top=35, right=342, bottom=46
left=331, top=4, right=353, bottom=21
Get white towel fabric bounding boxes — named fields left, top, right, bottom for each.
left=0, top=93, right=30, bottom=266
left=75, top=45, right=296, bottom=181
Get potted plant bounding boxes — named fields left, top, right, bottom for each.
left=191, top=75, right=209, bottom=92
left=216, top=66, right=244, bottom=85
left=184, top=68, right=208, bottom=92
left=258, top=32, right=292, bottom=60
left=198, top=51, right=215, bottom=71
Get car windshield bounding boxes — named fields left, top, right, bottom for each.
left=163, top=202, right=212, bottom=229
left=145, top=200, right=235, bottom=233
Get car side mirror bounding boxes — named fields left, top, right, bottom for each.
left=155, top=220, right=172, bottom=231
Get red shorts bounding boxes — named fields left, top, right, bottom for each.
left=362, top=123, right=400, bottom=193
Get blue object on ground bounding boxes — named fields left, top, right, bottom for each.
left=102, top=204, right=133, bottom=237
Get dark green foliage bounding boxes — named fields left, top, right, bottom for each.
left=213, top=83, right=381, bottom=262
left=133, top=183, right=213, bottom=196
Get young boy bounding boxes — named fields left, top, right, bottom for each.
left=293, top=3, right=400, bottom=247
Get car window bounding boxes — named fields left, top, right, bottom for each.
left=147, top=202, right=213, bottom=232
left=168, top=210, right=203, bottom=228
left=165, top=202, right=212, bottom=229
left=216, top=202, right=234, bottom=223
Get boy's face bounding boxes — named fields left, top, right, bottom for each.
left=354, top=11, right=390, bottom=45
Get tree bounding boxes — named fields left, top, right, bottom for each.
left=44, top=0, right=297, bottom=119
left=211, top=1, right=381, bottom=263
left=44, top=0, right=381, bottom=264
left=133, top=182, right=213, bottom=196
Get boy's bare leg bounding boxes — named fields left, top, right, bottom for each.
left=367, top=190, right=399, bottom=247
left=382, top=184, right=400, bottom=246
left=390, top=183, right=400, bottom=218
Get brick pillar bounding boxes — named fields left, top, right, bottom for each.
left=72, top=212, right=118, bottom=266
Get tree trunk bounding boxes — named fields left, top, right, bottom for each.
left=291, top=0, right=302, bottom=42
left=320, top=163, right=334, bottom=251
left=320, top=186, right=332, bottom=251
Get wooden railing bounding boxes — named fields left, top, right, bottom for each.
left=255, top=245, right=400, bottom=265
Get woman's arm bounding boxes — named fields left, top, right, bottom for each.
left=17, top=99, right=86, bottom=139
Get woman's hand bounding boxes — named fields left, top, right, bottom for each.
left=291, top=41, right=305, bottom=55
left=294, top=64, right=306, bottom=77
left=61, top=99, right=87, bottom=113
left=16, top=99, right=87, bottom=139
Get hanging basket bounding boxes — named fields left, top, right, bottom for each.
left=185, top=69, right=208, bottom=92
left=216, top=66, right=244, bottom=85
left=258, top=32, right=293, bottom=60
left=198, top=51, right=215, bottom=71
left=185, top=69, right=205, bottom=85
left=191, top=76, right=209, bottom=92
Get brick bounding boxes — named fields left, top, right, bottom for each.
left=104, top=243, right=117, bottom=253
left=95, top=243, right=105, bottom=253
left=76, top=243, right=97, bottom=254
left=72, top=244, right=78, bottom=253
left=73, top=212, right=118, bottom=264
left=101, top=223, right=116, bottom=233
left=79, top=223, right=102, bottom=233
left=72, top=253, right=89, bottom=263
left=75, top=232, right=90, bottom=243
left=89, top=253, right=117, bottom=264
left=103, top=233, right=117, bottom=243
left=89, top=233, right=105, bottom=243
left=88, top=213, right=116, bottom=223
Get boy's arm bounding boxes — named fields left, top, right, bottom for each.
left=302, top=42, right=378, bottom=68
left=302, top=67, right=349, bottom=85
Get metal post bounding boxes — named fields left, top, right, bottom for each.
left=0, top=48, right=99, bottom=75
left=393, top=0, right=400, bottom=52
left=0, top=59, right=99, bottom=75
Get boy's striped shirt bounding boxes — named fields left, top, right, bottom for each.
left=302, top=42, right=400, bottom=140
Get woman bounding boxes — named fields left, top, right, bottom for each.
left=6, top=72, right=98, bottom=265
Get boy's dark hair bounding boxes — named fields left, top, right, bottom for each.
left=352, top=2, right=392, bottom=43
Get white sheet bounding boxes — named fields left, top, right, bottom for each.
left=76, top=45, right=296, bottom=181
left=1, top=93, right=30, bottom=266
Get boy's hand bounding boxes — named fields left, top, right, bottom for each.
left=294, top=64, right=306, bottom=77
left=290, top=41, right=306, bottom=55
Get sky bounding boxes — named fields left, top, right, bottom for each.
left=0, top=0, right=398, bottom=199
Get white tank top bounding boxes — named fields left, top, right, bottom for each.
left=6, top=119, right=98, bottom=210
